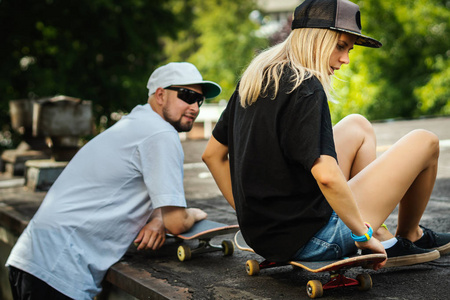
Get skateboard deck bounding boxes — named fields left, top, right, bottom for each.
left=167, top=219, right=239, bottom=261
left=234, top=230, right=386, bottom=299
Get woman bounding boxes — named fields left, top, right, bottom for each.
left=202, top=0, right=449, bottom=269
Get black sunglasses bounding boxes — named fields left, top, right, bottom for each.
left=165, top=87, right=205, bottom=107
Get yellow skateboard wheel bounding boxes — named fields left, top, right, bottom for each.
left=356, top=273, right=372, bottom=291
left=177, top=245, right=192, bottom=261
left=306, top=280, right=323, bottom=298
left=221, top=240, right=234, bottom=256
left=245, top=259, right=260, bottom=276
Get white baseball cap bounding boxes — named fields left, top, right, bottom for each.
left=147, top=62, right=222, bottom=99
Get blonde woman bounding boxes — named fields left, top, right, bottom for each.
left=202, top=0, right=449, bottom=269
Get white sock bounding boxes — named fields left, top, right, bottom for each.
left=381, top=237, right=398, bottom=249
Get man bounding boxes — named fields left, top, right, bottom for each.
left=6, top=62, right=222, bottom=299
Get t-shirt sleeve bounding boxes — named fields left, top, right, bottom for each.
left=212, top=89, right=239, bottom=146
left=138, top=131, right=187, bottom=209
left=280, top=87, right=336, bottom=170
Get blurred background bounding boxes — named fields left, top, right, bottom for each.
left=1, top=0, right=449, bottom=153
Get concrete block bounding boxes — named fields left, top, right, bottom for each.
left=25, top=160, right=68, bottom=191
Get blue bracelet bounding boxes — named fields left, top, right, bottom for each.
left=351, top=223, right=373, bottom=242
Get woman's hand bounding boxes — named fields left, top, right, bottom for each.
left=355, top=238, right=387, bottom=270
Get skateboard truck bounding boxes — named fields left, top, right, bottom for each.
left=168, top=220, right=239, bottom=261
left=177, top=238, right=234, bottom=261
left=306, top=272, right=372, bottom=298
left=235, top=230, right=384, bottom=299
left=246, top=259, right=373, bottom=299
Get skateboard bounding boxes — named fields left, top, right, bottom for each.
left=234, top=230, right=386, bottom=299
left=167, top=219, right=239, bottom=261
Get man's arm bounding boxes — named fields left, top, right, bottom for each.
left=162, top=207, right=207, bottom=235
left=134, top=207, right=208, bottom=250
left=202, top=136, right=235, bottom=209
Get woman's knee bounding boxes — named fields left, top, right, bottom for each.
left=408, top=129, right=439, bottom=160
left=337, top=114, right=375, bottom=140
left=409, top=129, right=440, bottom=159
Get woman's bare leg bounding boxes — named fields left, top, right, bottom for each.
left=348, top=129, right=439, bottom=242
left=333, top=114, right=439, bottom=242
left=333, top=114, right=393, bottom=240
left=333, top=114, right=377, bottom=181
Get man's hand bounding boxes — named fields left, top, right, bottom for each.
left=134, top=213, right=166, bottom=251
left=355, top=238, right=387, bottom=270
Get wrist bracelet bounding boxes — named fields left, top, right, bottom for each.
left=351, top=222, right=373, bottom=242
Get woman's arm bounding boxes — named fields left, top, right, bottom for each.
left=311, top=155, right=386, bottom=269
left=311, top=155, right=368, bottom=235
left=202, top=136, right=235, bottom=209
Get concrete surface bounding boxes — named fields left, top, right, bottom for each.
left=1, top=116, right=449, bottom=299
left=170, top=116, right=450, bottom=299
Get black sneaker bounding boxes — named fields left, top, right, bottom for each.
left=363, top=237, right=440, bottom=268
left=413, top=225, right=450, bottom=255
left=384, top=237, right=440, bottom=268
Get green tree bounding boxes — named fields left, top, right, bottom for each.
left=161, top=0, right=268, bottom=101
left=332, top=0, right=450, bottom=121
left=0, top=0, right=187, bottom=132
left=0, top=0, right=267, bottom=152
left=415, top=58, right=450, bottom=115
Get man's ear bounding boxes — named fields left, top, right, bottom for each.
left=154, top=87, right=166, bottom=105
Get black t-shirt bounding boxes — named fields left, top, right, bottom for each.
left=213, top=72, right=336, bottom=262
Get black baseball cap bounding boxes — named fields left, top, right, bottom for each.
left=291, top=0, right=382, bottom=48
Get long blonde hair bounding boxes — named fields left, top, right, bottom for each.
left=239, top=28, right=340, bottom=107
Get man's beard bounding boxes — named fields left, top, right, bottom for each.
left=169, top=119, right=194, bottom=132
left=162, top=108, right=195, bottom=132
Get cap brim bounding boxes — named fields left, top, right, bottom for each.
left=198, top=81, right=222, bottom=99
left=331, top=27, right=382, bottom=48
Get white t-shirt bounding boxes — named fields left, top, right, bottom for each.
left=6, top=104, right=187, bottom=299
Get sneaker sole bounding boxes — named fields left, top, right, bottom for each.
left=385, top=250, right=440, bottom=268
left=434, top=242, right=450, bottom=255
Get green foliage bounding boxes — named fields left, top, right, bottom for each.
left=1, top=0, right=449, bottom=147
left=415, top=58, right=450, bottom=115
left=333, top=0, right=450, bottom=121
left=0, top=0, right=185, bottom=130
left=161, top=0, right=268, bottom=101
left=0, top=0, right=266, bottom=145
left=330, top=48, right=379, bottom=123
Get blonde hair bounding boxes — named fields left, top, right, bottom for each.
left=239, top=28, right=340, bottom=107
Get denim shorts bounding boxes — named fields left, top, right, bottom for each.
left=292, top=212, right=358, bottom=261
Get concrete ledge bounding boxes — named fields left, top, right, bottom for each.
left=0, top=192, right=42, bottom=237
left=25, top=159, right=68, bottom=191
left=0, top=186, right=181, bottom=300
left=105, top=262, right=190, bottom=300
